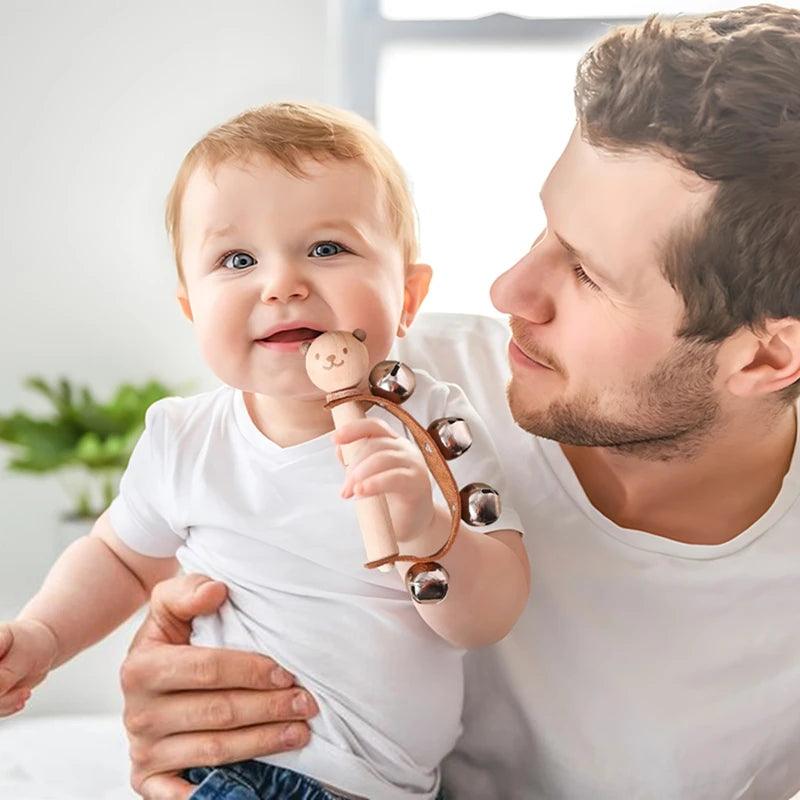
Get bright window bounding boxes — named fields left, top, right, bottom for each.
left=377, top=41, right=584, bottom=316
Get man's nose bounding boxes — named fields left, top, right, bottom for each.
left=490, top=245, right=556, bottom=325
left=259, top=260, right=310, bottom=304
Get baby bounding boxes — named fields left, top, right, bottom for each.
left=0, top=103, right=529, bottom=799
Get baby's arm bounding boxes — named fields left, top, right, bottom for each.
left=394, top=511, right=529, bottom=649
left=0, top=510, right=178, bottom=716
left=334, top=418, right=530, bottom=649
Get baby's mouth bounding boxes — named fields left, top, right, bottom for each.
left=258, top=327, right=323, bottom=344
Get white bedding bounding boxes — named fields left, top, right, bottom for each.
left=0, top=714, right=134, bottom=799
left=2, top=713, right=800, bottom=799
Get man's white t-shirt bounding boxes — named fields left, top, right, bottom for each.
left=108, top=367, right=522, bottom=800
left=394, top=314, right=800, bottom=800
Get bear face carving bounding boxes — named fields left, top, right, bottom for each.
left=302, top=329, right=370, bottom=392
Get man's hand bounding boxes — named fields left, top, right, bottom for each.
left=121, top=573, right=318, bottom=800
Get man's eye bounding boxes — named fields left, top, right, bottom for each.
left=221, top=252, right=257, bottom=270
left=309, top=241, right=345, bottom=258
left=573, top=263, right=601, bottom=292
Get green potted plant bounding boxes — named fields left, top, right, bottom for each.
left=0, top=377, right=179, bottom=546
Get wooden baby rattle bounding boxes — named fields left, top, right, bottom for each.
left=302, top=329, right=504, bottom=604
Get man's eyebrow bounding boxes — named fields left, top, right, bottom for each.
left=553, top=231, right=618, bottom=290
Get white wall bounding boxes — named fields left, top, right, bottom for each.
left=0, top=0, right=329, bottom=714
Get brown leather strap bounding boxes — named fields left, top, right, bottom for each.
left=325, top=392, right=462, bottom=570
left=326, top=387, right=362, bottom=404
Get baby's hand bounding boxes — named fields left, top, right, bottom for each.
left=334, top=418, right=435, bottom=544
left=0, top=619, right=58, bottom=717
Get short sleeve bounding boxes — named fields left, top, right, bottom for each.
left=108, top=398, right=187, bottom=557
left=431, top=380, right=524, bottom=538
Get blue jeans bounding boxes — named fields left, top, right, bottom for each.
left=183, top=760, right=446, bottom=799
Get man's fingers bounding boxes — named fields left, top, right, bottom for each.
left=126, top=686, right=318, bottom=739
left=130, top=574, right=228, bottom=651
left=137, top=772, right=195, bottom=800
left=121, top=644, right=296, bottom=695
left=134, top=721, right=311, bottom=776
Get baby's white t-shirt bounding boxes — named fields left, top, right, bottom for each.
left=108, top=368, right=522, bottom=800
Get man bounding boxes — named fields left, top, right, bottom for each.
left=120, top=6, right=800, bottom=798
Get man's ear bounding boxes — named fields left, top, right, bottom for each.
left=722, top=319, right=800, bottom=398
left=176, top=284, right=193, bottom=322
left=397, top=263, right=432, bottom=338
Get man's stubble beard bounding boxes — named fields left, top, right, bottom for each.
left=507, top=339, right=722, bottom=462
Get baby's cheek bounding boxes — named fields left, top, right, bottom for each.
left=363, top=324, right=397, bottom=367
left=195, top=323, right=242, bottom=378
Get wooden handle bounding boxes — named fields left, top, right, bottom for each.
left=327, top=392, right=462, bottom=570
left=330, top=401, right=399, bottom=569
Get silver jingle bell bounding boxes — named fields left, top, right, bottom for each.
left=368, top=360, right=416, bottom=404
left=459, top=482, right=502, bottom=526
left=427, top=416, right=473, bottom=460
left=405, top=561, right=450, bottom=604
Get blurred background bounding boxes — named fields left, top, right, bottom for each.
left=0, top=0, right=773, bottom=721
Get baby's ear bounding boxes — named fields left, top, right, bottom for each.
left=401, top=263, right=432, bottom=333
left=176, top=285, right=193, bottom=322
left=300, top=341, right=313, bottom=355
left=353, top=329, right=367, bottom=342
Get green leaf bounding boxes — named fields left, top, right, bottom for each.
left=0, top=376, right=178, bottom=478
left=0, top=413, right=79, bottom=469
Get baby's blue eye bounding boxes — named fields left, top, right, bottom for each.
left=222, top=252, right=257, bottom=270
left=310, top=241, right=344, bottom=258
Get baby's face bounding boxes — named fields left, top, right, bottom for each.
left=177, top=155, right=412, bottom=399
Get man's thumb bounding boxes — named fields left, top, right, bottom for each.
left=132, top=574, right=227, bottom=649
left=154, top=573, right=227, bottom=619
left=187, top=576, right=229, bottom=616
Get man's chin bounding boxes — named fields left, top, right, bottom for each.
left=507, top=385, right=720, bottom=459
left=506, top=382, right=563, bottom=440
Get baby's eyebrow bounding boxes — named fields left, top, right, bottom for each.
left=202, top=223, right=240, bottom=248
left=312, top=220, right=369, bottom=242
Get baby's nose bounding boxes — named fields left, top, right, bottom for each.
left=326, top=354, right=337, bottom=363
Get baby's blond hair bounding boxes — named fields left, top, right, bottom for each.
left=165, top=102, right=419, bottom=281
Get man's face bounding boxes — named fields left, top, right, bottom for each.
left=177, top=155, right=410, bottom=400
left=491, top=126, right=721, bottom=459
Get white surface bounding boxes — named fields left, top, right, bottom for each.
left=0, top=714, right=134, bottom=799
left=1, top=712, right=798, bottom=800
